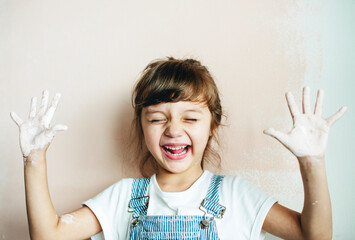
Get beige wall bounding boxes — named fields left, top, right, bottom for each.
left=1, top=1, right=353, bottom=239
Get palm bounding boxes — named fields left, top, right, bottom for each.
left=286, top=114, right=329, bottom=157
left=264, top=87, right=346, bottom=158
left=11, top=90, right=68, bottom=157
left=19, top=118, right=50, bottom=156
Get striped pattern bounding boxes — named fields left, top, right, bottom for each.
left=129, top=174, right=225, bottom=240
left=130, top=216, right=219, bottom=240
left=129, top=178, right=151, bottom=218
left=201, top=175, right=226, bottom=218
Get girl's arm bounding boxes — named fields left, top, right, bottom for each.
left=25, top=149, right=101, bottom=240
left=262, top=156, right=331, bottom=240
left=11, top=90, right=101, bottom=240
left=262, top=87, right=347, bottom=240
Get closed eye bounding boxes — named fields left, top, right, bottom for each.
left=150, top=119, right=166, bottom=123
left=185, top=119, right=198, bottom=122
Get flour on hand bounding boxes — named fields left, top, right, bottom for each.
left=10, top=90, right=68, bottom=161
left=263, top=86, right=347, bottom=158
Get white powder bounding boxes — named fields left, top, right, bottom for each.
left=60, top=214, right=75, bottom=224
left=312, top=200, right=319, bottom=205
left=10, top=91, right=68, bottom=159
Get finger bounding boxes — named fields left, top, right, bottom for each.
left=42, top=93, right=61, bottom=128
left=52, top=124, right=68, bottom=132
left=29, top=97, right=37, bottom=119
left=38, top=90, right=49, bottom=116
left=326, top=106, right=347, bottom=127
left=302, top=86, right=311, bottom=114
left=263, top=128, right=289, bottom=146
left=314, top=89, right=324, bottom=116
left=44, top=129, right=56, bottom=140
left=10, top=112, right=24, bottom=126
left=286, top=92, right=300, bottom=118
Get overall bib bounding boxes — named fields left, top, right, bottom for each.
left=128, top=174, right=226, bottom=240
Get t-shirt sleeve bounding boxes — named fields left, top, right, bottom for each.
left=220, top=175, right=277, bottom=240
left=82, top=178, right=133, bottom=240
left=250, top=190, right=277, bottom=239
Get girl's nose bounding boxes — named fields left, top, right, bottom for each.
left=164, top=120, right=183, bottom=138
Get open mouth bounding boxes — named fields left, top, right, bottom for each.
left=161, top=145, right=191, bottom=160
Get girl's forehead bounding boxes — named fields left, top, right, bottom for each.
left=144, top=101, right=209, bottom=113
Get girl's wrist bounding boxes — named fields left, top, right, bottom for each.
left=297, top=155, right=326, bottom=175
left=24, top=149, right=47, bottom=166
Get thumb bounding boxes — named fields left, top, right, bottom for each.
left=44, top=125, right=68, bottom=140
left=10, top=112, right=23, bottom=126
left=52, top=124, right=68, bottom=132
left=263, top=128, right=289, bottom=146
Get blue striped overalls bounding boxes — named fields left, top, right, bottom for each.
left=128, top=175, right=226, bottom=240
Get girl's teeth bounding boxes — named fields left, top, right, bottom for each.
left=170, top=148, right=188, bottom=156
left=165, top=146, right=185, bottom=150
left=164, top=146, right=188, bottom=156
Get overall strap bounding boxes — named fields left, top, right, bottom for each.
left=200, top=175, right=226, bottom=218
left=128, top=177, right=151, bottom=218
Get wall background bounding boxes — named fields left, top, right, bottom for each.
left=0, top=0, right=354, bottom=239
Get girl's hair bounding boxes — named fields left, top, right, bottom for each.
left=131, top=57, right=223, bottom=177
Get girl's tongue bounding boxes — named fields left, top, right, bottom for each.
left=162, top=145, right=190, bottom=160
left=164, top=145, right=188, bottom=155
left=166, top=147, right=185, bottom=154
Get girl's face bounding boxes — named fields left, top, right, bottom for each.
left=141, top=101, right=213, bottom=175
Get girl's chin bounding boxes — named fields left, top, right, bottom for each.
left=158, top=159, right=203, bottom=175
left=155, top=159, right=190, bottom=173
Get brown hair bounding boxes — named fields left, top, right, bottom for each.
left=131, top=57, right=223, bottom=177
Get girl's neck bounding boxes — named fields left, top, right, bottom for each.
left=156, top=167, right=204, bottom=192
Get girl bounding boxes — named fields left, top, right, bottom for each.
left=11, top=57, right=347, bottom=240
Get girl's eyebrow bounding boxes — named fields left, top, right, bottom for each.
left=145, top=108, right=203, bottom=115
left=145, top=110, right=164, bottom=115
left=184, top=109, right=203, bottom=114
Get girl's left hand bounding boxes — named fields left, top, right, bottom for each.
left=263, top=86, right=347, bottom=159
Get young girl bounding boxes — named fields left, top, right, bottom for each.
left=11, top=57, right=347, bottom=240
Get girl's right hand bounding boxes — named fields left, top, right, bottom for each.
left=10, top=90, right=68, bottom=159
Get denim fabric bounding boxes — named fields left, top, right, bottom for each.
left=129, top=175, right=225, bottom=240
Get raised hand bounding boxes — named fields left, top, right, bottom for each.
left=263, top=86, right=347, bottom=159
left=10, top=90, right=68, bottom=159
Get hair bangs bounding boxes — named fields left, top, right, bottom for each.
left=136, top=60, right=211, bottom=108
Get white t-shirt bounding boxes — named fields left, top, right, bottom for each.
left=83, top=170, right=276, bottom=240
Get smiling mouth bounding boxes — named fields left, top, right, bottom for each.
left=161, top=145, right=191, bottom=160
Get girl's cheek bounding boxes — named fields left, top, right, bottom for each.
left=190, top=123, right=211, bottom=135
left=147, top=128, right=162, bottom=145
